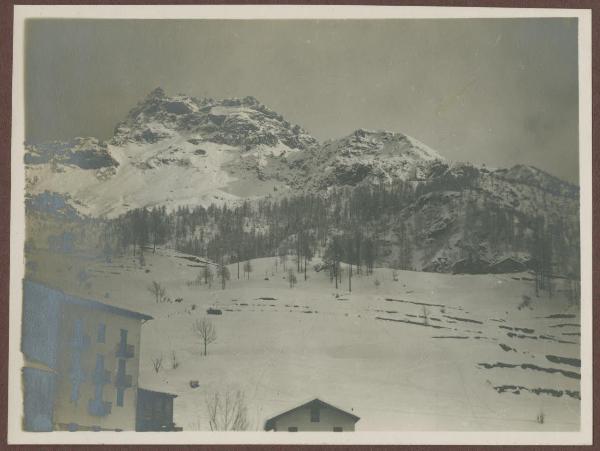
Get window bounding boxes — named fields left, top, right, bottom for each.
left=116, top=388, right=124, bottom=407
left=69, top=378, right=79, bottom=402
left=94, top=383, right=103, bottom=401
left=97, top=323, right=106, bottom=343
left=120, top=329, right=128, bottom=344
left=95, top=354, right=104, bottom=372
left=287, top=426, right=298, bottom=432
left=333, top=427, right=343, bottom=432
left=310, top=405, right=320, bottom=422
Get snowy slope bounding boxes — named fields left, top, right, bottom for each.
left=25, top=89, right=318, bottom=217
left=25, top=248, right=581, bottom=431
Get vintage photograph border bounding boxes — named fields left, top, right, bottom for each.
left=1, top=1, right=596, bottom=447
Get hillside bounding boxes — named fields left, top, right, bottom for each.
left=24, top=246, right=581, bottom=431
left=24, top=87, right=580, bottom=276
left=22, top=81, right=582, bottom=430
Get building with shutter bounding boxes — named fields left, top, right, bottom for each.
left=21, top=279, right=179, bottom=432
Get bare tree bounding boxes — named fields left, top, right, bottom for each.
left=567, top=276, right=581, bottom=307
left=191, top=271, right=203, bottom=287
left=243, top=260, right=253, bottom=280
left=218, top=264, right=231, bottom=290
left=138, top=249, right=146, bottom=267
left=537, top=410, right=545, bottom=424
left=171, top=351, right=179, bottom=370
left=151, top=354, right=163, bottom=373
left=348, top=262, right=352, bottom=292
left=287, top=269, right=297, bottom=288
left=148, top=281, right=166, bottom=303
left=194, top=317, right=217, bottom=356
left=205, top=389, right=249, bottom=431
left=279, top=252, right=288, bottom=272
left=203, top=265, right=214, bottom=288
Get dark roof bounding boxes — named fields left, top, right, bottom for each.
left=25, top=279, right=153, bottom=321
left=264, top=398, right=360, bottom=431
left=138, top=387, right=178, bottom=399
left=496, top=257, right=521, bottom=263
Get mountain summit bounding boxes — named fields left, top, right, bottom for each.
left=25, top=88, right=577, bottom=228
left=25, top=89, right=320, bottom=217
left=111, top=89, right=318, bottom=152
left=294, top=129, right=446, bottom=189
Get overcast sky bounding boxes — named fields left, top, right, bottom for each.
left=25, top=18, right=579, bottom=182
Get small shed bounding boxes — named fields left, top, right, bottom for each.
left=136, top=388, right=181, bottom=431
left=264, top=398, right=359, bottom=432
left=451, top=257, right=491, bottom=274
left=490, top=257, right=527, bottom=274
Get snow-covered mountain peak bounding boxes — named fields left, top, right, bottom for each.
left=296, top=128, right=447, bottom=189
left=24, top=88, right=578, bottom=229
left=340, top=128, right=445, bottom=161
left=25, top=89, right=323, bottom=217
left=112, top=89, right=318, bottom=152
left=493, top=164, right=578, bottom=198
left=146, top=86, right=166, bottom=99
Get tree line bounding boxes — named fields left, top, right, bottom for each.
left=98, top=175, right=580, bottom=297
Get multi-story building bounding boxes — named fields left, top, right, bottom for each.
left=21, top=279, right=178, bottom=432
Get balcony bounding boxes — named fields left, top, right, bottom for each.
left=92, top=369, right=111, bottom=385
left=114, top=373, right=132, bottom=388
left=88, top=399, right=112, bottom=417
left=115, top=343, right=134, bottom=359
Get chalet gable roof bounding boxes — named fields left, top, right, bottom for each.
left=264, top=398, right=359, bottom=431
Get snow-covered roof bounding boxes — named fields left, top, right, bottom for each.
left=264, top=398, right=360, bottom=430
left=25, top=279, right=153, bottom=321
left=138, top=387, right=178, bottom=399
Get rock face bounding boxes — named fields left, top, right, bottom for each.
left=25, top=137, right=118, bottom=170
left=291, top=129, right=446, bottom=190
left=111, top=88, right=318, bottom=152
left=494, top=164, right=579, bottom=199
left=25, top=88, right=320, bottom=217
left=24, top=88, right=580, bottom=274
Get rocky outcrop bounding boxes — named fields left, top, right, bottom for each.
left=111, top=89, right=318, bottom=152
left=25, top=137, right=118, bottom=170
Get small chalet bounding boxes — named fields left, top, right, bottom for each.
left=264, top=398, right=359, bottom=432
left=451, top=257, right=491, bottom=274
left=489, top=256, right=527, bottom=274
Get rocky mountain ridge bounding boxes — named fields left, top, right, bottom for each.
left=24, top=88, right=580, bottom=274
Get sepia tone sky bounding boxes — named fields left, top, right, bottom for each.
left=25, top=18, right=579, bottom=182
